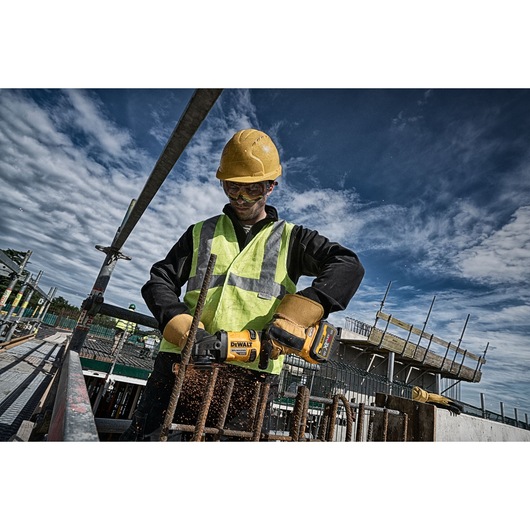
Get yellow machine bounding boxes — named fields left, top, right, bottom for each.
left=191, top=321, right=339, bottom=369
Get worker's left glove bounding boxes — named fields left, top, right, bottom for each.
left=412, top=386, right=463, bottom=415
left=262, top=294, right=324, bottom=364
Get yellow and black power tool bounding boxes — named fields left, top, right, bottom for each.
left=191, top=321, right=339, bottom=369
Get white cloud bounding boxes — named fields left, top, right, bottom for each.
left=63, top=89, right=134, bottom=159
left=458, top=206, right=530, bottom=285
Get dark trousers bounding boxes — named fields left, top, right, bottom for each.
left=129, top=350, right=279, bottom=439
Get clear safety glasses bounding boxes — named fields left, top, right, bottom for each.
left=223, top=181, right=272, bottom=203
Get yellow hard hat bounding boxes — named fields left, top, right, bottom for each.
left=216, top=129, right=282, bottom=183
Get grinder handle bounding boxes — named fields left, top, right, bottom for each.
left=258, top=327, right=272, bottom=370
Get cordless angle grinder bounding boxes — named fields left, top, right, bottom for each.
left=191, top=321, right=340, bottom=369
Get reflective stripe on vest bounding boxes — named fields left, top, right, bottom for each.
left=159, top=215, right=296, bottom=374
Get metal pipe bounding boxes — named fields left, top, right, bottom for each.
left=387, top=351, right=395, bottom=396
left=68, top=89, right=223, bottom=354
left=99, top=302, right=159, bottom=328
left=111, top=89, right=223, bottom=251
left=379, top=281, right=392, bottom=313
left=450, top=314, right=470, bottom=371
left=414, top=296, right=436, bottom=360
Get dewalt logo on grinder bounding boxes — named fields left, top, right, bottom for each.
left=231, top=341, right=252, bottom=348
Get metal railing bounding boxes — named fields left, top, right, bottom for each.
left=344, top=316, right=529, bottom=430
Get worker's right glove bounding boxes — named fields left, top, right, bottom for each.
left=263, top=294, right=324, bottom=364
left=163, top=313, right=205, bottom=349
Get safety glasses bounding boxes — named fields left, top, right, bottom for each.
left=223, top=181, right=272, bottom=203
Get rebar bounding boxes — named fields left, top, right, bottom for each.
left=356, top=402, right=365, bottom=442
left=382, top=409, right=389, bottom=441
left=290, top=385, right=310, bottom=441
left=212, top=377, right=235, bottom=441
left=252, top=382, right=270, bottom=441
left=160, top=253, right=216, bottom=441
left=334, top=393, right=354, bottom=441
left=192, top=367, right=219, bottom=441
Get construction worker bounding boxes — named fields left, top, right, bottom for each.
left=139, top=333, right=160, bottom=359
left=111, top=303, right=136, bottom=354
left=120, top=128, right=365, bottom=441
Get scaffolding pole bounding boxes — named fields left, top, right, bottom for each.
left=67, top=88, right=223, bottom=354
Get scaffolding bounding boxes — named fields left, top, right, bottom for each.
left=0, top=249, right=56, bottom=343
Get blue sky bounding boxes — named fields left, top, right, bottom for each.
left=1, top=88, right=529, bottom=420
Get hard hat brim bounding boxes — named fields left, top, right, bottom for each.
left=216, top=166, right=282, bottom=183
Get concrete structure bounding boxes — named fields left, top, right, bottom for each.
left=373, top=393, right=530, bottom=442
left=435, top=409, right=530, bottom=441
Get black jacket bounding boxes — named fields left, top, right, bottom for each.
left=142, top=204, right=364, bottom=331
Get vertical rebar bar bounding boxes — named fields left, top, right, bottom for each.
left=402, top=413, right=409, bottom=441
left=160, top=253, right=216, bottom=441
left=290, top=385, right=310, bottom=441
left=247, top=380, right=262, bottom=432
left=336, top=394, right=353, bottom=442
left=367, top=410, right=374, bottom=441
left=327, top=392, right=340, bottom=441
left=356, top=402, right=365, bottom=442
left=213, top=377, right=235, bottom=441
left=382, top=409, right=389, bottom=442
left=192, top=367, right=219, bottom=441
left=252, top=382, right=270, bottom=441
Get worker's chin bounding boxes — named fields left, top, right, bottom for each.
left=235, top=210, right=255, bottom=222
left=232, top=203, right=255, bottom=219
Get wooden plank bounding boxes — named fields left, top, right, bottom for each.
left=376, top=311, right=484, bottom=364
left=368, top=327, right=481, bottom=382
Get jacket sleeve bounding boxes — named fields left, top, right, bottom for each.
left=288, top=225, right=365, bottom=318
left=141, top=225, right=195, bottom=332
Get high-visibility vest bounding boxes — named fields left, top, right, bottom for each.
left=159, top=214, right=296, bottom=374
left=115, top=318, right=135, bottom=333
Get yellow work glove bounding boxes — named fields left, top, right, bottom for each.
left=412, top=386, right=463, bottom=415
left=266, top=294, right=324, bottom=361
left=163, top=313, right=205, bottom=349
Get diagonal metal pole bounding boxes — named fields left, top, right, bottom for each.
left=67, top=89, right=223, bottom=354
